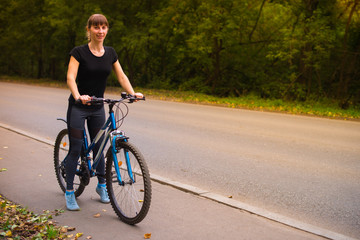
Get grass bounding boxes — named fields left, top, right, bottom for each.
left=138, top=88, right=360, bottom=120
left=1, top=75, right=359, bottom=120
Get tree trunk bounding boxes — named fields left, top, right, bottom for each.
left=337, top=0, right=359, bottom=99
left=296, top=0, right=319, bottom=99
left=37, top=43, right=43, bottom=79
left=210, top=37, right=223, bottom=94
left=249, top=0, right=266, bottom=42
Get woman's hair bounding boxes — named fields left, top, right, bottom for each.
left=87, top=14, right=109, bottom=29
left=86, top=14, right=109, bottom=41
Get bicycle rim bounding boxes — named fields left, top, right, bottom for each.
left=54, top=129, right=85, bottom=197
left=106, top=142, right=151, bottom=225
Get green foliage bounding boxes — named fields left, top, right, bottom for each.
left=0, top=0, right=359, bottom=107
left=139, top=86, right=360, bottom=120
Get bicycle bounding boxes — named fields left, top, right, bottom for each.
left=53, top=93, right=151, bottom=225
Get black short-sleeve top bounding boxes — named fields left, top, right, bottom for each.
left=68, top=44, right=118, bottom=105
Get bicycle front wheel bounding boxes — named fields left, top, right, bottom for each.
left=53, top=129, right=85, bottom=197
left=106, top=141, right=151, bottom=225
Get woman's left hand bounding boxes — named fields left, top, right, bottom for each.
left=134, top=92, right=144, bottom=99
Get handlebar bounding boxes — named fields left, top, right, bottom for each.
left=75, top=92, right=145, bottom=105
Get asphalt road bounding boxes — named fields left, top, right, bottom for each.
left=0, top=127, right=328, bottom=240
left=1, top=81, right=359, bottom=238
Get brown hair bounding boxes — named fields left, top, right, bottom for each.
left=86, top=14, right=109, bottom=41
left=87, top=14, right=109, bottom=29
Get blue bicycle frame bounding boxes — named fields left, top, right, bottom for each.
left=81, top=108, right=134, bottom=185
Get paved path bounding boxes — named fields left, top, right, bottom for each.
left=0, top=127, right=330, bottom=240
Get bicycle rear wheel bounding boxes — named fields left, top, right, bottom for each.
left=106, top=141, right=151, bottom=225
left=53, top=129, right=85, bottom=197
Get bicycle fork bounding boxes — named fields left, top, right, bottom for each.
left=110, top=131, right=135, bottom=186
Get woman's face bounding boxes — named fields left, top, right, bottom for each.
left=88, top=24, right=108, bottom=43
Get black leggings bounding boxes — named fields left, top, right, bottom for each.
left=65, top=103, right=106, bottom=190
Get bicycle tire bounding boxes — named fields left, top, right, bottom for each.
left=106, top=141, right=151, bottom=225
left=54, top=129, right=85, bottom=197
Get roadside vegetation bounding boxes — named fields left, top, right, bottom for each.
left=1, top=76, right=359, bottom=120
left=2, top=0, right=360, bottom=113
left=0, top=194, right=82, bottom=240
left=140, top=88, right=360, bottom=120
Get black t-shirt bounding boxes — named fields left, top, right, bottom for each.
left=68, top=44, right=118, bottom=107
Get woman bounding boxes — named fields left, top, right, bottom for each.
left=65, top=14, right=142, bottom=211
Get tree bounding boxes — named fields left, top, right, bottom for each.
left=0, top=0, right=359, bottom=106
left=336, top=0, right=360, bottom=107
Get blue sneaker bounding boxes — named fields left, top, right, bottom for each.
left=65, top=191, right=80, bottom=211
left=96, top=184, right=110, bottom=203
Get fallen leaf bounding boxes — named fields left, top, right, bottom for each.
left=75, top=232, right=83, bottom=238
left=228, top=195, right=233, bottom=198
left=5, top=230, right=12, bottom=237
left=102, top=209, right=107, bottom=212
left=0, top=168, right=7, bottom=172
left=144, top=233, right=151, bottom=239
left=67, top=227, right=76, bottom=231
left=0, top=195, right=70, bottom=239
left=93, top=213, right=101, bottom=218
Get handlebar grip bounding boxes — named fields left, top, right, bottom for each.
left=129, top=96, right=145, bottom=103
left=90, top=96, right=104, bottom=101
left=75, top=97, right=104, bottom=105
left=88, top=96, right=104, bottom=104
left=137, top=96, right=146, bottom=101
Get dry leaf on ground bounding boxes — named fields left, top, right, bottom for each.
left=75, top=232, right=83, bottom=238
left=67, top=227, right=76, bottom=231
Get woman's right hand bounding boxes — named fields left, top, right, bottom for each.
left=77, top=95, right=91, bottom=105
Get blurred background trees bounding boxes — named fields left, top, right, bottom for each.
left=0, top=0, right=359, bottom=107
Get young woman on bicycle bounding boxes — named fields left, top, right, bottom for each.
left=65, top=13, right=143, bottom=211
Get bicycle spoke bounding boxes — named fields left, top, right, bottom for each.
left=106, top=142, right=151, bottom=224
left=54, top=129, right=85, bottom=197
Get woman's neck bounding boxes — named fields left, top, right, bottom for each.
left=88, top=42, right=103, bottom=51
left=88, top=42, right=105, bottom=56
